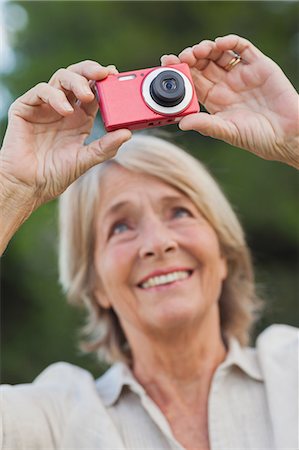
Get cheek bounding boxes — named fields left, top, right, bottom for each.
left=179, top=225, right=225, bottom=271
left=100, top=243, right=135, bottom=286
left=179, top=226, right=219, bottom=255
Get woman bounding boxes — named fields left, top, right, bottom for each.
left=0, top=35, right=298, bottom=450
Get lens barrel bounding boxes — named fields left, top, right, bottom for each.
left=149, top=70, right=185, bottom=107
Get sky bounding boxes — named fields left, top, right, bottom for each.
left=0, top=0, right=28, bottom=119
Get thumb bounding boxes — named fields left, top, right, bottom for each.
left=179, top=113, right=235, bottom=143
left=83, top=129, right=132, bottom=171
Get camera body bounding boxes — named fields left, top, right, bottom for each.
left=95, top=63, right=199, bottom=131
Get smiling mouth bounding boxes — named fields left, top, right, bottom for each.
left=138, top=270, right=193, bottom=289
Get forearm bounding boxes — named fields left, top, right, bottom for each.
left=0, top=174, right=37, bottom=255
left=279, top=134, right=299, bottom=170
left=276, top=90, right=299, bottom=169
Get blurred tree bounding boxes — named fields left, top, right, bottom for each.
left=1, top=1, right=298, bottom=383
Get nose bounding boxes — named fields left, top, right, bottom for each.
left=138, top=217, right=178, bottom=259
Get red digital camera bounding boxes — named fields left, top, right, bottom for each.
left=95, top=63, right=199, bottom=131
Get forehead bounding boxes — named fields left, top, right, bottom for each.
left=98, top=164, right=188, bottom=212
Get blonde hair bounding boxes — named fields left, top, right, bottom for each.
left=59, top=134, right=263, bottom=364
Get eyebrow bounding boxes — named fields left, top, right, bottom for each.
left=102, top=195, right=189, bottom=219
left=103, top=200, right=132, bottom=217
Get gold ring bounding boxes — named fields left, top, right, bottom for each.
left=224, top=55, right=242, bottom=72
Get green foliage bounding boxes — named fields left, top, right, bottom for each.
left=1, top=1, right=298, bottom=383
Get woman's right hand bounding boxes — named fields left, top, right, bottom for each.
left=161, top=35, right=299, bottom=168
left=0, top=60, right=131, bottom=209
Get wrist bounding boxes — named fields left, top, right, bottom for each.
left=277, top=133, right=299, bottom=170
left=278, top=93, right=299, bottom=169
left=0, top=169, right=37, bottom=210
left=0, top=171, right=37, bottom=255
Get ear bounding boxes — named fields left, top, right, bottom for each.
left=219, top=256, right=228, bottom=281
left=94, top=288, right=112, bottom=309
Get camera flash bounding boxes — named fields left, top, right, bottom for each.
left=118, top=74, right=136, bottom=81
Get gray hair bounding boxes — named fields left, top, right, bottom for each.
left=59, top=134, right=263, bottom=364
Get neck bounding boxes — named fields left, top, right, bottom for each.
left=125, top=305, right=227, bottom=409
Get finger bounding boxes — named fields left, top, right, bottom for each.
left=190, top=41, right=246, bottom=80
left=215, top=34, right=263, bottom=62
left=83, top=129, right=132, bottom=170
left=200, top=60, right=230, bottom=84
left=178, top=112, right=235, bottom=143
left=49, top=69, right=95, bottom=103
left=177, top=47, right=198, bottom=67
left=190, top=38, right=248, bottom=74
left=50, top=62, right=119, bottom=106
left=190, top=40, right=223, bottom=70
left=192, top=40, right=222, bottom=60
left=12, top=82, right=74, bottom=117
left=191, top=40, right=242, bottom=73
left=189, top=68, right=215, bottom=106
left=160, top=54, right=181, bottom=66
left=106, top=64, right=119, bottom=75
left=79, top=95, right=99, bottom=118
left=66, top=60, right=113, bottom=80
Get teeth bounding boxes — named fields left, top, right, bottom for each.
left=140, top=271, right=190, bottom=289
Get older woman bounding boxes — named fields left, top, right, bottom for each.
left=0, top=35, right=298, bottom=450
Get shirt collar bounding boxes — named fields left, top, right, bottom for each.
left=96, top=338, right=263, bottom=407
left=219, top=337, right=264, bottom=381
left=96, top=361, right=145, bottom=407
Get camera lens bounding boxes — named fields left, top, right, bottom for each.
left=150, top=70, right=185, bottom=107
left=162, top=79, right=177, bottom=91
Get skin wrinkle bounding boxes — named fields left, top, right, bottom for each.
left=201, top=63, right=226, bottom=85
left=227, top=113, right=265, bottom=151
left=0, top=35, right=298, bottom=448
left=216, top=118, right=237, bottom=144
left=190, top=64, right=288, bottom=155
left=93, top=165, right=228, bottom=448
left=200, top=84, right=216, bottom=109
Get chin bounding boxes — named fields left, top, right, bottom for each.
left=149, top=301, right=201, bottom=333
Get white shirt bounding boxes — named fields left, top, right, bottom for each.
left=1, top=324, right=298, bottom=450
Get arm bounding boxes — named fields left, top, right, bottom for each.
left=161, top=34, right=299, bottom=169
left=0, top=175, right=36, bottom=255
left=0, top=61, right=131, bottom=255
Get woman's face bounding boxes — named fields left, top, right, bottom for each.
left=94, top=164, right=227, bottom=338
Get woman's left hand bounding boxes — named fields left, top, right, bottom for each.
left=161, top=34, right=299, bottom=168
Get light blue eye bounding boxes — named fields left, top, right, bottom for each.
left=173, top=207, right=192, bottom=218
left=112, top=222, right=129, bottom=235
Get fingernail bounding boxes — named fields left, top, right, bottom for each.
left=82, top=86, right=93, bottom=96
left=89, top=60, right=101, bottom=66
left=181, top=47, right=192, bottom=54
left=63, top=102, right=74, bottom=111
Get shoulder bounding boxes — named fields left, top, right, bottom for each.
left=1, top=362, right=101, bottom=449
left=255, top=324, right=297, bottom=383
left=256, top=323, right=298, bottom=360
left=255, top=325, right=298, bottom=449
left=256, top=323, right=298, bottom=344
left=1, top=361, right=98, bottom=418
left=33, top=361, right=95, bottom=390
left=2, top=361, right=96, bottom=398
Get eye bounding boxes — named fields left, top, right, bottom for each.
left=172, top=206, right=193, bottom=219
left=110, top=221, right=130, bottom=236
